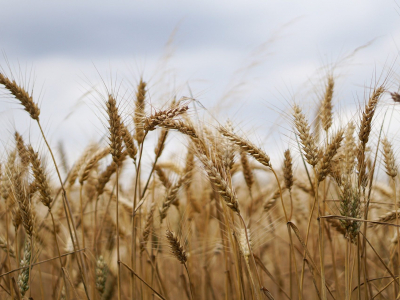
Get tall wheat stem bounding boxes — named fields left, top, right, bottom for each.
left=184, top=264, right=195, bottom=300
left=299, top=167, right=318, bottom=299
left=50, top=209, right=68, bottom=299
left=288, top=193, right=300, bottom=297
left=5, top=210, right=15, bottom=300
left=36, top=121, right=90, bottom=298
left=131, top=134, right=146, bottom=299
left=316, top=168, right=327, bottom=300
left=116, top=165, right=122, bottom=300
left=238, top=214, right=260, bottom=299
left=392, top=178, right=400, bottom=286
left=270, top=167, right=300, bottom=298
left=79, top=184, right=85, bottom=249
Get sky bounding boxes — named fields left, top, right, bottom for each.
left=1, top=0, right=400, bottom=168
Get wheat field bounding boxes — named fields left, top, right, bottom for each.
left=0, top=69, right=399, bottom=300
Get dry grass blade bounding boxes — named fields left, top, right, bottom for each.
left=119, top=261, right=166, bottom=300
left=359, top=231, right=400, bottom=287
left=254, top=255, right=288, bottom=299
left=305, top=259, right=322, bottom=300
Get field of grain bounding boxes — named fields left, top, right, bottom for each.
left=0, top=69, right=399, bottom=300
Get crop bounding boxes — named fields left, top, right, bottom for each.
left=0, top=69, right=399, bottom=300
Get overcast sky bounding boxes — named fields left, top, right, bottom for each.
left=1, top=0, right=400, bottom=167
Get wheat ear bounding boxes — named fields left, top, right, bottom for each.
left=320, top=76, right=334, bottom=132
left=0, top=72, right=40, bottom=120
left=219, top=126, right=271, bottom=168
left=106, top=94, right=123, bottom=300
left=134, top=79, right=147, bottom=144
left=293, top=104, right=319, bottom=167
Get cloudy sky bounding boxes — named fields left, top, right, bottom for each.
left=1, top=0, right=400, bottom=166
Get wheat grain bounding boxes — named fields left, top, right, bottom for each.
left=0, top=72, right=40, bottom=120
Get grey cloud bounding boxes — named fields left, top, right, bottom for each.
left=0, top=1, right=269, bottom=59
